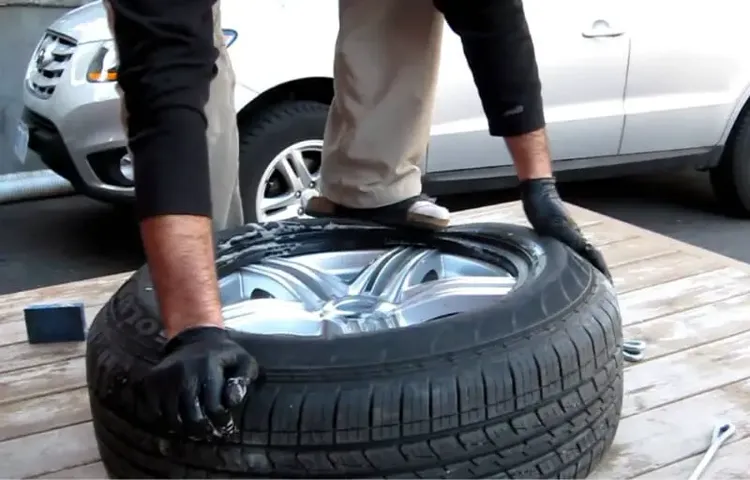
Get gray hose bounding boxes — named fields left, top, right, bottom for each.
left=0, top=169, right=75, bottom=204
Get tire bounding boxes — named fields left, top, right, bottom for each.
left=86, top=219, right=624, bottom=479
left=238, top=101, right=330, bottom=223
left=710, top=108, right=750, bottom=217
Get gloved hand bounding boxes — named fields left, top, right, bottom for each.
left=520, top=177, right=612, bottom=282
left=140, top=326, right=258, bottom=440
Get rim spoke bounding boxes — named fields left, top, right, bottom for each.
left=263, top=205, right=304, bottom=223
left=261, top=192, right=299, bottom=214
left=392, top=276, right=517, bottom=327
left=349, top=247, right=447, bottom=303
left=378, top=249, right=446, bottom=303
left=223, top=299, right=343, bottom=337
left=276, top=157, right=304, bottom=191
left=238, top=263, right=331, bottom=310
left=263, top=257, right=349, bottom=300
left=348, top=247, right=417, bottom=295
left=288, top=149, right=314, bottom=187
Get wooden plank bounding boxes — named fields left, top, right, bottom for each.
left=452, top=199, right=606, bottom=226
left=0, top=388, right=90, bottom=442
left=590, top=378, right=750, bottom=479
left=0, top=358, right=86, bottom=406
left=0, top=273, right=128, bottom=324
left=598, top=235, right=678, bottom=268
left=452, top=200, right=635, bottom=247
left=622, top=330, right=750, bottom=417
left=566, top=202, right=750, bottom=272
left=624, top=292, right=750, bottom=360
left=0, top=422, right=99, bottom=479
left=633, top=436, right=750, bottom=479
left=36, top=462, right=108, bottom=479
left=0, top=342, right=85, bottom=376
left=618, top=267, right=750, bottom=325
left=611, top=250, right=721, bottom=295
left=0, top=304, right=102, bottom=348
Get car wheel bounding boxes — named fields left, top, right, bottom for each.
left=709, top=109, right=750, bottom=217
left=86, top=219, right=624, bottom=478
left=238, top=101, right=329, bottom=223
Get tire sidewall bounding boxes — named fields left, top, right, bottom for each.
left=728, top=117, right=750, bottom=205
left=238, top=102, right=329, bottom=222
left=711, top=112, right=750, bottom=213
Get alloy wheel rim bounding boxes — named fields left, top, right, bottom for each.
left=220, top=246, right=526, bottom=338
left=255, top=140, right=324, bottom=222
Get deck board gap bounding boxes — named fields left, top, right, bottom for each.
left=620, top=374, right=750, bottom=420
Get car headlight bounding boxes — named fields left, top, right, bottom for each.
left=86, top=30, right=237, bottom=84
left=86, top=40, right=118, bottom=83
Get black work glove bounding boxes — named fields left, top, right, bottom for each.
left=140, top=326, right=258, bottom=440
left=520, top=177, right=612, bottom=282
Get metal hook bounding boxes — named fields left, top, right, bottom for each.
left=623, top=339, right=647, bottom=352
left=623, top=350, right=644, bottom=362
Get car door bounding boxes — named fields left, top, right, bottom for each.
left=426, top=0, right=631, bottom=173
left=617, top=1, right=750, bottom=155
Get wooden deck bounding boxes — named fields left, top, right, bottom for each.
left=1, top=201, right=749, bottom=478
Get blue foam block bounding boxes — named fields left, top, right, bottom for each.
left=24, top=302, right=86, bottom=344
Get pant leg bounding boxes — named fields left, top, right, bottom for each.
left=320, top=0, right=444, bottom=209
left=104, top=0, right=243, bottom=230
left=205, top=2, right=244, bottom=230
left=433, top=0, right=546, bottom=137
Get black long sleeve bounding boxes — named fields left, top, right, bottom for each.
left=107, top=0, right=218, bottom=219
left=433, top=0, right=546, bottom=137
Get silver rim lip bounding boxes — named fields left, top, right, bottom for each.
left=255, top=139, right=324, bottom=223
left=220, top=245, right=529, bottom=338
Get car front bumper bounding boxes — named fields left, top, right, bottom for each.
left=23, top=40, right=134, bottom=202
left=22, top=37, right=259, bottom=204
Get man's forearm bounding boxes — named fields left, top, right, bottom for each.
left=506, top=129, right=553, bottom=180
left=142, top=216, right=223, bottom=339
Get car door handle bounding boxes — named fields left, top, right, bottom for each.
left=582, top=20, right=626, bottom=38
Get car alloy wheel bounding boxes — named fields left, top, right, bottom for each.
left=255, top=139, right=323, bottom=222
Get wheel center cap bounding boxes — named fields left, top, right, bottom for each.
left=319, top=295, right=396, bottom=324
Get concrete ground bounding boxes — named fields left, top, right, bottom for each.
left=0, top=168, right=745, bottom=295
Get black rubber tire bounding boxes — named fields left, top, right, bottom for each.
left=710, top=108, right=750, bottom=217
left=86, top=219, right=624, bottom=479
left=238, top=101, right=330, bottom=223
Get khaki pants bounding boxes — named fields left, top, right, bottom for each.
left=321, top=0, right=444, bottom=209
left=105, top=1, right=244, bottom=230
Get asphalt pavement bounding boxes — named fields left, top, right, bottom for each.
left=1, top=167, right=746, bottom=295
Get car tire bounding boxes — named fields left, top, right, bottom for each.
left=238, top=101, right=329, bottom=223
left=86, top=219, right=624, bottom=479
left=709, top=109, right=750, bottom=217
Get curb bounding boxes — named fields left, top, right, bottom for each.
left=0, top=169, right=74, bottom=204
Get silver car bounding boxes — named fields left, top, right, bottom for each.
left=17, top=0, right=750, bottom=221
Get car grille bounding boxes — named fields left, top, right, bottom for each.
left=26, top=31, right=77, bottom=99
